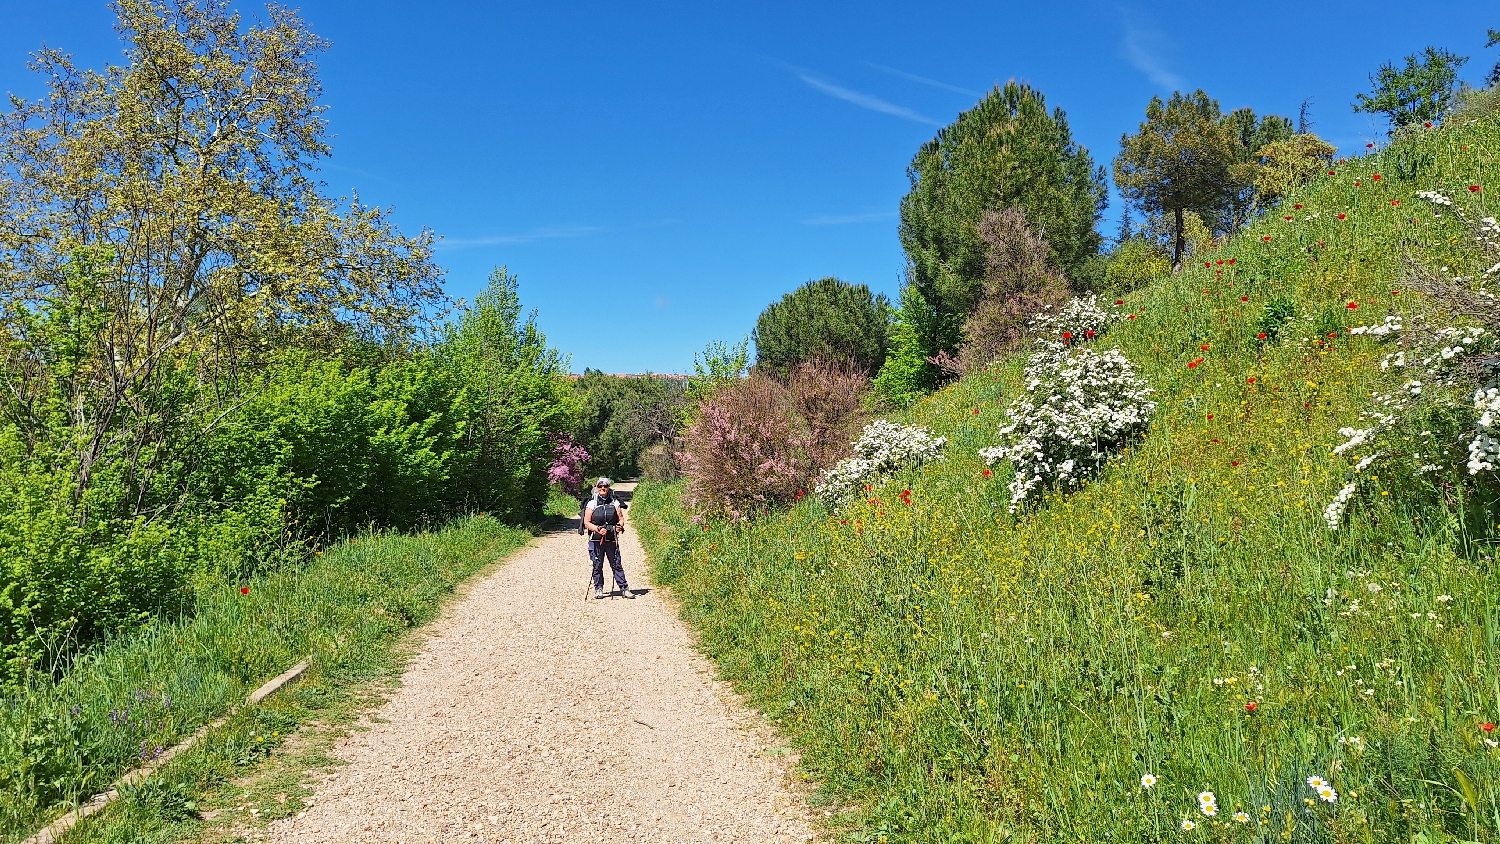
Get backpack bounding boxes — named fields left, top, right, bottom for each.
left=577, top=493, right=627, bottom=536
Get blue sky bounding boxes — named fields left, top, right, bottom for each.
left=1, top=2, right=1495, bottom=373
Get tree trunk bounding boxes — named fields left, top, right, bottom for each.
left=1172, top=206, right=1186, bottom=273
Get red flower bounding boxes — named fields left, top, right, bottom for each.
left=1188, top=358, right=1204, bottom=369
left=1231, top=461, right=1240, bottom=467
left=1245, top=701, right=1258, bottom=713
left=1304, top=403, right=1311, bottom=408
left=1200, top=344, right=1211, bottom=351
left=1256, top=333, right=1267, bottom=340
left=1471, top=185, right=1483, bottom=192
left=982, top=469, right=993, bottom=477
left=1240, top=295, right=1249, bottom=302
left=1337, top=213, right=1347, bottom=220
left=1114, top=299, right=1124, bottom=305
left=1215, top=260, right=1224, bottom=265
left=240, top=586, right=250, bottom=595
left=1328, top=332, right=1338, bottom=338
left=1207, top=414, right=1214, bottom=420
left=1424, top=121, right=1433, bottom=128
left=1372, top=174, right=1381, bottom=180
left=1086, top=329, right=1096, bottom=338
left=1247, top=377, right=1256, bottom=383
left=1262, top=236, right=1272, bottom=242
left=1284, top=215, right=1293, bottom=221
left=1354, top=181, right=1361, bottom=187
left=1391, top=290, right=1400, bottom=295
left=1366, top=142, right=1375, bottom=148
left=1205, top=261, right=1212, bottom=268
left=1390, top=199, right=1399, bottom=206
left=1127, top=314, right=1137, bottom=320
left=973, top=408, right=980, bottom=415
left=1294, top=203, right=1303, bottom=210
left=1328, top=170, right=1336, bottom=176
left=1483, top=723, right=1497, bottom=732
left=1062, top=332, right=1073, bottom=340
left=1346, top=302, right=1358, bottom=309
left=1227, top=258, right=1235, bottom=265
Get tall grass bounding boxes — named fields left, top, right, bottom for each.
left=637, top=111, right=1500, bottom=842
left=0, top=516, right=530, bottom=841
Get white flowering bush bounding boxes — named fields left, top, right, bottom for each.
left=980, top=342, right=1156, bottom=511
left=1028, top=292, right=1121, bottom=343
left=814, top=420, right=947, bottom=501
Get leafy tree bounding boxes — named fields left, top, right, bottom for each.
left=1354, top=47, right=1469, bottom=132
left=1489, top=29, right=1500, bottom=88
left=871, top=285, right=941, bottom=408
left=752, top=277, right=890, bottom=376
left=1218, top=109, right=1295, bottom=232
left=573, top=371, right=685, bottom=481
left=0, top=0, right=443, bottom=515
left=1255, top=133, right=1338, bottom=206
left=899, top=82, right=1106, bottom=354
left=1104, top=238, right=1171, bottom=294
left=1114, top=90, right=1249, bottom=271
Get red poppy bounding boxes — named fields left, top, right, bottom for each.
left=1262, top=236, right=1272, bottom=242
left=1284, top=215, right=1293, bottom=221
left=1484, top=723, right=1497, bottom=732
left=1240, top=295, right=1249, bottom=302
left=1337, top=213, right=1347, bottom=220
left=1372, top=174, right=1381, bottom=180
left=1390, top=200, right=1400, bottom=206
left=1231, top=461, right=1240, bottom=467
left=982, top=469, right=993, bottom=477
left=1391, top=290, right=1400, bottom=295
left=1127, top=314, right=1137, bottom=320
left=1205, top=261, right=1212, bottom=268
left=1328, top=170, right=1336, bottom=176
left=1347, top=302, right=1358, bottom=309
left=1188, top=358, right=1204, bottom=369
left=1207, top=414, right=1214, bottom=420
left=1366, top=143, right=1375, bottom=148
left=240, top=586, right=250, bottom=595
left=1316, top=241, right=1325, bottom=247
left=1354, top=181, right=1361, bottom=187
left=1247, top=377, right=1256, bottom=383
left=973, top=408, right=980, bottom=415
left=1327, top=332, right=1338, bottom=338
left=1085, top=329, right=1096, bottom=338
left=1424, top=122, right=1433, bottom=128
left=1256, top=333, right=1267, bottom=340
left=1227, top=259, right=1235, bottom=265
left=1304, top=403, right=1311, bottom=408
left=1114, top=299, right=1124, bottom=305
left=1471, top=185, right=1483, bottom=192
left=1293, top=204, right=1303, bottom=210
left=1062, top=332, right=1073, bottom=340
left=1215, top=260, right=1224, bottom=265
left=1245, top=701, right=1258, bottom=713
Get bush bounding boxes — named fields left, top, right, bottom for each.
left=814, top=420, right=946, bottom=501
left=1103, top=238, right=1171, bottom=293
left=957, top=208, right=1073, bottom=371
left=752, top=277, right=890, bottom=376
left=679, top=362, right=868, bottom=515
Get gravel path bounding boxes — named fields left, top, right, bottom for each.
left=265, top=486, right=816, bottom=844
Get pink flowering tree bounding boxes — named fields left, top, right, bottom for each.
left=546, top=433, right=590, bottom=497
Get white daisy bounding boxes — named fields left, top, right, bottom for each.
left=1141, top=773, right=1158, bottom=788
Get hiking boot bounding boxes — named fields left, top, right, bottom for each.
left=593, top=588, right=605, bottom=600
left=620, top=588, right=636, bottom=599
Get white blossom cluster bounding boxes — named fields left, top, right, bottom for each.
left=1326, top=305, right=1500, bottom=526
left=1416, top=190, right=1454, bottom=207
left=979, top=344, right=1156, bottom=511
left=1028, top=293, right=1121, bottom=342
left=814, top=419, right=947, bottom=501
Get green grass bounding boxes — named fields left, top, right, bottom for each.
left=0, top=515, right=532, bottom=843
left=636, top=113, right=1500, bottom=843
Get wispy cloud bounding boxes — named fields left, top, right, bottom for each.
left=801, top=210, right=898, bottom=226
left=437, top=225, right=604, bottom=249
left=1120, top=16, right=1184, bottom=91
left=796, top=72, right=942, bottom=126
left=866, top=63, right=982, bottom=98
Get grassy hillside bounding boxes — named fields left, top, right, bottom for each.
left=637, top=113, right=1500, bottom=843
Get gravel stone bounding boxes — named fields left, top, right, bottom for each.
left=266, top=486, right=816, bottom=843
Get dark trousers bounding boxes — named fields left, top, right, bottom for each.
left=589, top=539, right=628, bottom=590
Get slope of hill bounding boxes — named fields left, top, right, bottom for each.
left=637, top=111, right=1500, bottom=843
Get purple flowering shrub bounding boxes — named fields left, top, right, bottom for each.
left=546, top=432, right=590, bottom=497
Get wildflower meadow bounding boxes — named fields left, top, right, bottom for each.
left=637, top=112, right=1500, bottom=842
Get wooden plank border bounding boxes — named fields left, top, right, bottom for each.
left=21, top=660, right=310, bottom=844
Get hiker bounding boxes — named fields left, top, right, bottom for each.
left=583, top=477, right=635, bottom=599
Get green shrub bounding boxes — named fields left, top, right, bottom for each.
left=1104, top=238, right=1171, bottom=294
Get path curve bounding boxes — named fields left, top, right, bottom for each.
left=265, top=485, right=816, bottom=844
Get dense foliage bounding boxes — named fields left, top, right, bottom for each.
left=571, top=371, right=686, bottom=482
left=752, top=277, right=890, bottom=376
left=896, top=82, right=1106, bottom=361
left=0, top=3, right=575, bottom=678
left=639, top=110, right=1500, bottom=843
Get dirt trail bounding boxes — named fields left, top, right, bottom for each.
left=264, top=485, right=816, bottom=844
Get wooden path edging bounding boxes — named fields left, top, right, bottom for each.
left=22, top=660, right=310, bottom=844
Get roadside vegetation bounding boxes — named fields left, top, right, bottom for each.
left=639, top=33, right=1500, bottom=844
